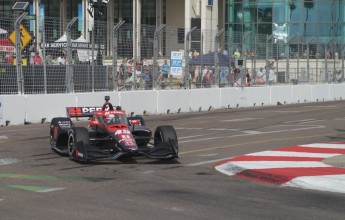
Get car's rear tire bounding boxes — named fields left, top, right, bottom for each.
left=154, top=125, right=179, bottom=157
left=68, top=127, right=89, bottom=160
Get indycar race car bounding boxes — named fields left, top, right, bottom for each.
left=49, top=99, right=179, bottom=162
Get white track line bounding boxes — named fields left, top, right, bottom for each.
left=37, top=188, right=65, bottom=193
left=0, top=158, right=20, bottom=165
left=222, top=118, right=263, bottom=122
left=299, top=143, right=345, bottom=149
left=0, top=136, right=8, bottom=140
left=246, top=151, right=340, bottom=158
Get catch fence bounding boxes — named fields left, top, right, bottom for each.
left=0, top=14, right=344, bottom=95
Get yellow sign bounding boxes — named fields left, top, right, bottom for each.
left=13, top=58, right=28, bottom=66
left=9, top=24, right=32, bottom=50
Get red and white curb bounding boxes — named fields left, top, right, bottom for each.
left=215, top=142, right=345, bottom=194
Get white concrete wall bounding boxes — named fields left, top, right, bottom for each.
left=1, top=84, right=345, bottom=126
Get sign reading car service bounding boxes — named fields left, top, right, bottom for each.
left=44, top=42, right=105, bottom=50
left=9, top=24, right=32, bottom=50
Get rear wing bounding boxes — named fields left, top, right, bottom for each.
left=66, top=107, right=102, bottom=118
left=66, top=106, right=123, bottom=118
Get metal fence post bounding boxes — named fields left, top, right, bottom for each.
left=184, top=26, right=197, bottom=89
left=41, top=18, right=47, bottom=94
left=333, top=40, right=339, bottom=82
left=153, top=24, right=166, bottom=89
left=286, top=35, right=295, bottom=84
left=266, top=34, right=275, bottom=85
left=66, top=17, right=78, bottom=93
left=214, top=28, right=225, bottom=87
left=112, top=20, right=125, bottom=91
left=306, top=37, right=314, bottom=83
left=14, top=12, right=27, bottom=94
left=339, top=41, right=344, bottom=82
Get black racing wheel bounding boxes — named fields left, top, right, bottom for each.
left=67, top=127, right=89, bottom=160
left=154, top=125, right=179, bottom=157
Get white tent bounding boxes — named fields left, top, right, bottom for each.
left=0, top=28, right=8, bottom=35
left=73, top=35, right=92, bottom=62
left=74, top=35, right=87, bottom=43
left=55, top=34, right=92, bottom=62
left=55, top=33, right=68, bottom=42
left=55, top=33, right=87, bottom=43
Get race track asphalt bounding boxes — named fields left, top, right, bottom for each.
left=1, top=101, right=345, bottom=219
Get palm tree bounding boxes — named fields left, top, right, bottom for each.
left=304, top=1, right=314, bottom=37
left=289, top=0, right=296, bottom=20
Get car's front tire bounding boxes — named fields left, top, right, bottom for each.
left=154, top=125, right=179, bottom=157
left=68, top=127, right=89, bottom=160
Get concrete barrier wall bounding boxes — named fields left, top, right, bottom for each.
left=0, top=84, right=344, bottom=126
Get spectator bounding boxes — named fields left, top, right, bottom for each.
left=141, top=58, right=147, bottom=66
left=34, top=52, right=43, bottom=64
left=190, top=66, right=198, bottom=84
left=246, top=71, right=251, bottom=87
left=119, top=59, right=127, bottom=85
left=234, top=49, right=241, bottom=58
left=202, top=66, right=208, bottom=77
left=189, top=51, right=193, bottom=59
left=303, top=50, right=308, bottom=59
left=46, top=53, right=53, bottom=65
left=57, top=53, right=66, bottom=65
left=0, top=54, right=5, bottom=63
left=135, top=57, right=141, bottom=70
left=30, top=50, right=35, bottom=65
left=7, top=53, right=13, bottom=64
left=127, top=59, right=133, bottom=78
left=335, top=70, right=342, bottom=83
left=203, top=69, right=213, bottom=87
left=315, top=51, right=321, bottom=59
left=219, top=66, right=229, bottom=86
left=256, top=67, right=265, bottom=85
left=326, top=49, right=331, bottom=59
left=268, top=68, right=275, bottom=85
left=159, top=59, right=170, bottom=86
left=142, top=64, right=152, bottom=90
left=233, top=68, right=242, bottom=87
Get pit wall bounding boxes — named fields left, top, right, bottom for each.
left=0, top=84, right=344, bottom=126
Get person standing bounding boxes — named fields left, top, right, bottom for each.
left=45, top=53, right=53, bottom=65
left=34, top=52, right=43, bottom=64
left=256, top=67, right=265, bottom=85
left=7, top=53, right=13, bottom=64
left=160, top=59, right=170, bottom=87
left=57, top=52, right=66, bottom=65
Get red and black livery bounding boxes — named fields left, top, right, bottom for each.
left=50, top=104, right=178, bottom=162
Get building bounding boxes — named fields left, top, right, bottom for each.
left=0, top=0, right=344, bottom=59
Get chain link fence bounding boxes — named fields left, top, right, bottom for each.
left=1, top=14, right=344, bottom=95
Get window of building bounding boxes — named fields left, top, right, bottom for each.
left=177, top=28, right=184, bottom=44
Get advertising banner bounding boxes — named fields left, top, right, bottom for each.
left=170, top=51, right=183, bottom=76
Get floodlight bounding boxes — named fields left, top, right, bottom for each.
left=12, top=2, right=29, bottom=11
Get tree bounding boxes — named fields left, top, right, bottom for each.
left=304, top=0, right=314, bottom=37
left=289, top=0, right=296, bottom=20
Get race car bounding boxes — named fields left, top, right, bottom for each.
left=49, top=100, right=179, bottom=162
